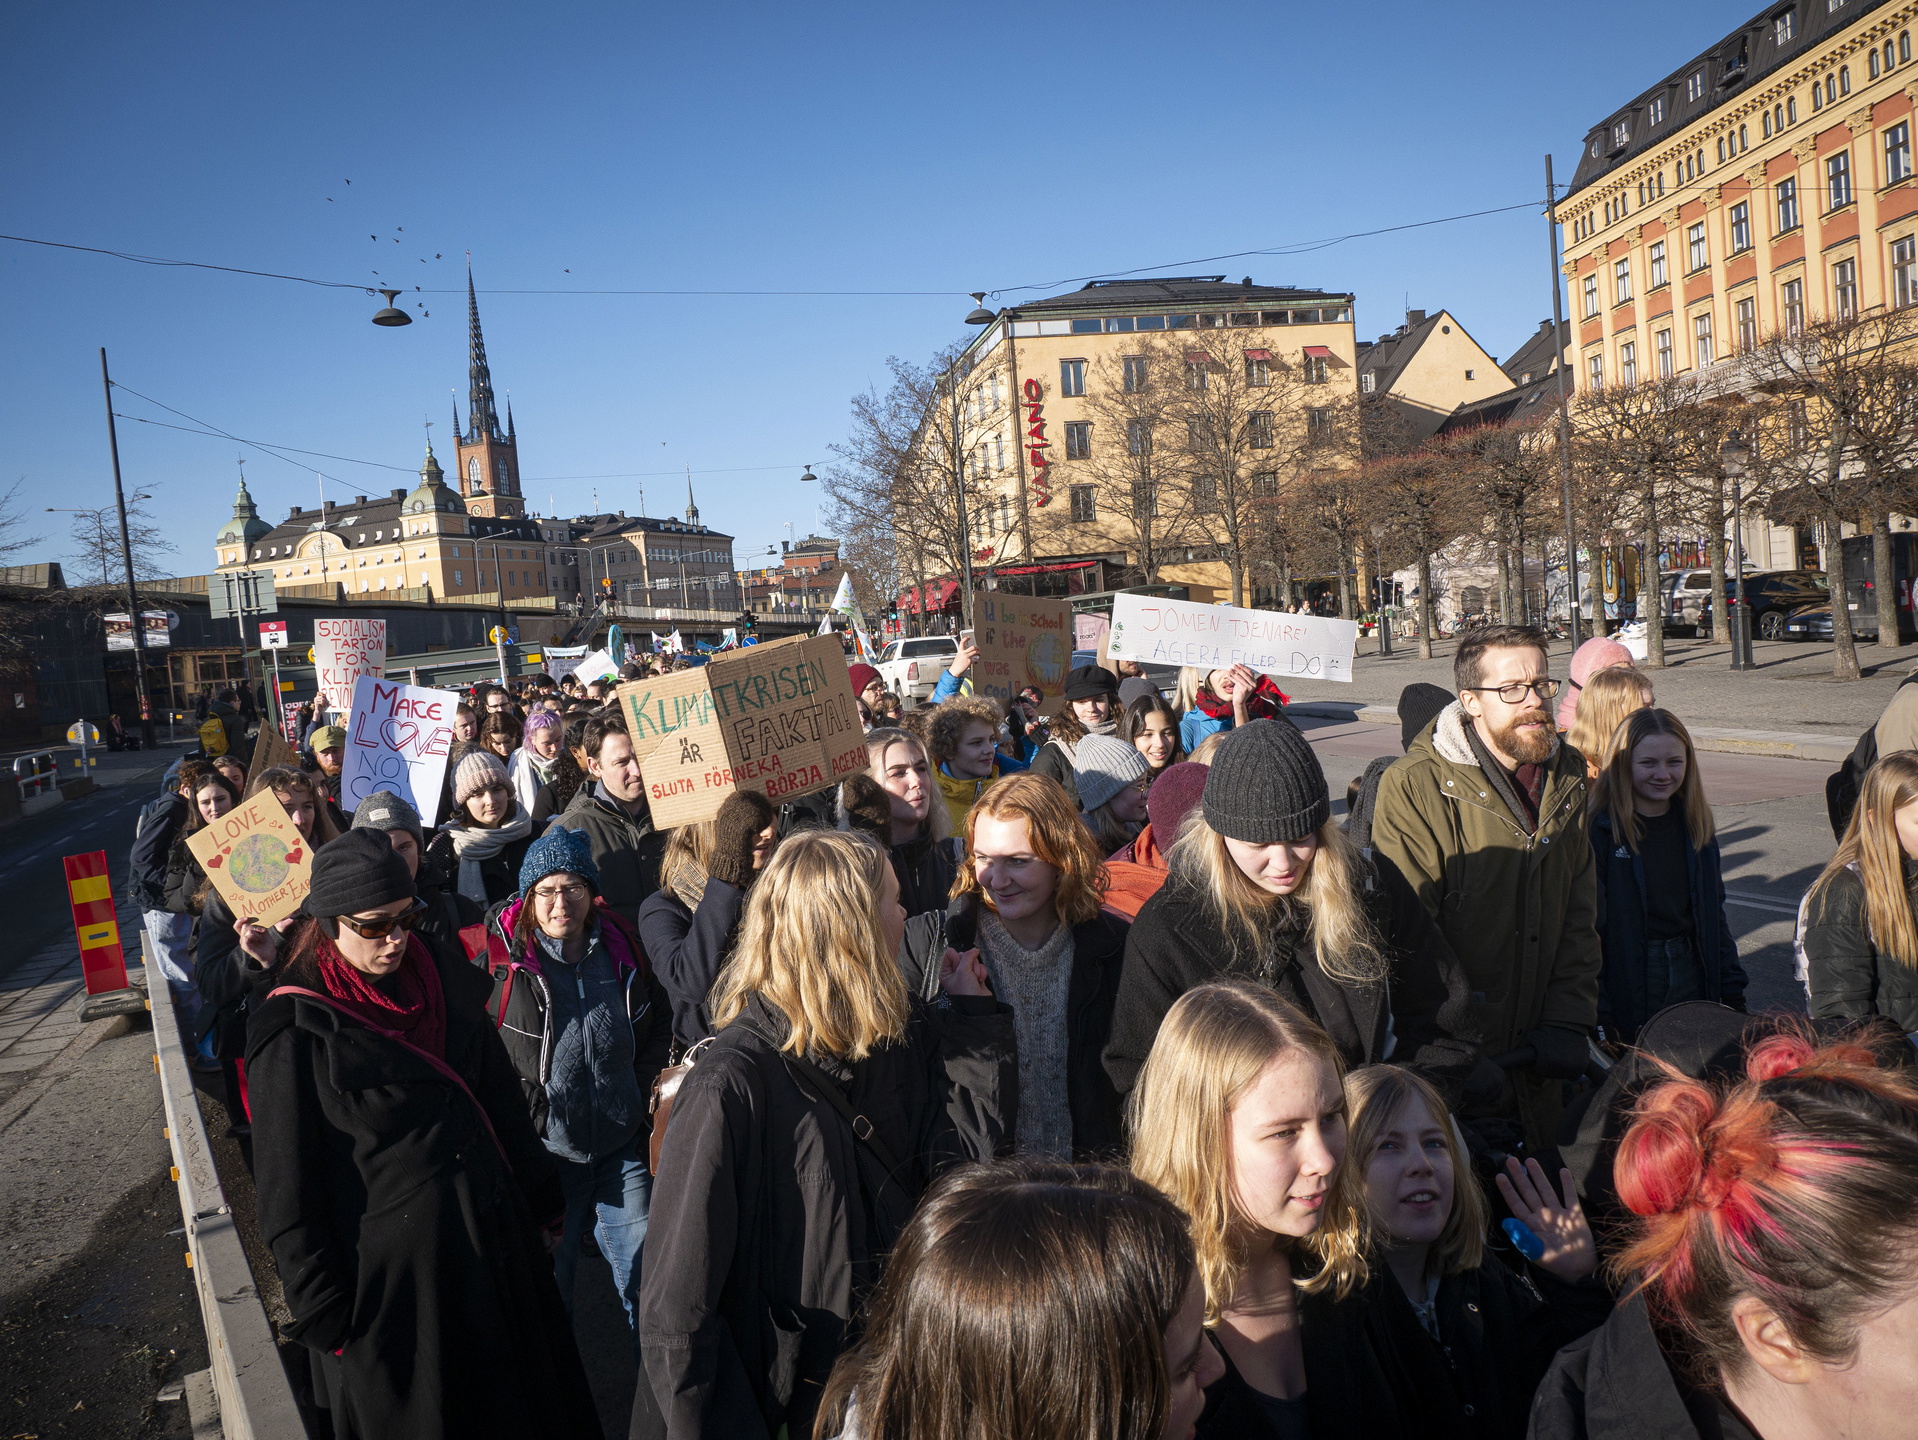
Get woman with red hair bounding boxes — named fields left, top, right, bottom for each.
left=1531, top=1026, right=1918, bottom=1439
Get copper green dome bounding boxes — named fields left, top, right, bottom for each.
left=402, top=439, right=466, bottom=516
left=216, top=477, right=272, bottom=547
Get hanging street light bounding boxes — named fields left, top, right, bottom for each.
left=964, top=292, right=995, bottom=325
left=371, top=289, right=412, bottom=327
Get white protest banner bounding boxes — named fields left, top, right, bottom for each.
left=340, top=676, right=457, bottom=824
left=573, top=649, right=618, bottom=685
left=1106, top=593, right=1360, bottom=684
left=313, top=618, right=387, bottom=711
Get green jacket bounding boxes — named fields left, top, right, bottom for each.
left=1371, top=702, right=1600, bottom=1146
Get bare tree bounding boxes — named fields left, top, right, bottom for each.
left=0, top=480, right=45, bottom=565
left=65, top=493, right=174, bottom=587
left=1433, top=417, right=1557, bottom=629
left=1368, top=449, right=1473, bottom=658
left=1076, top=340, right=1199, bottom=583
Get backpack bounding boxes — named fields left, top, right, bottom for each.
left=1826, top=670, right=1918, bottom=839
left=198, top=716, right=228, bottom=757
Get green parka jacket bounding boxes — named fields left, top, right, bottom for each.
left=1370, top=701, right=1601, bottom=1149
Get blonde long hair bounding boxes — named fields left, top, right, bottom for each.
left=659, top=818, right=716, bottom=903
left=709, top=829, right=909, bottom=1060
left=1173, top=666, right=1217, bottom=715
left=1129, top=980, right=1367, bottom=1321
left=1809, top=752, right=1918, bottom=970
left=1593, top=708, right=1715, bottom=854
left=1167, top=813, right=1386, bottom=987
left=1567, top=667, right=1653, bottom=776
left=1344, top=1065, right=1486, bottom=1278
left=864, top=727, right=952, bottom=842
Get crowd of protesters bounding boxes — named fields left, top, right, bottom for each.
left=119, top=630, right=1918, bottom=1440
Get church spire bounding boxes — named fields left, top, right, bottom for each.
left=685, top=468, right=700, bottom=527
left=466, top=264, right=501, bottom=443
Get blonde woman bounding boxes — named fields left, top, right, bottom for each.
left=1104, top=720, right=1484, bottom=1107
left=1799, top=750, right=1918, bottom=1033
left=839, top=726, right=960, bottom=917
left=1129, top=980, right=1364, bottom=1438
left=1565, top=666, right=1653, bottom=785
left=634, top=829, right=1013, bottom=1440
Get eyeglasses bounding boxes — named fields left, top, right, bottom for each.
left=1462, top=679, right=1562, bottom=703
left=532, top=881, right=590, bottom=904
left=337, top=899, right=428, bottom=938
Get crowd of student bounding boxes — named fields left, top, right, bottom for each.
left=118, top=634, right=1918, bottom=1440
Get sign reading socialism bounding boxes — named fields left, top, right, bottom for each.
left=186, top=789, right=314, bottom=927
left=614, top=633, right=866, bottom=827
left=313, top=618, right=387, bottom=712
left=1107, top=592, right=1360, bottom=684
left=969, top=590, right=1073, bottom=716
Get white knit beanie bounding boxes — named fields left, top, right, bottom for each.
left=453, top=748, right=510, bottom=806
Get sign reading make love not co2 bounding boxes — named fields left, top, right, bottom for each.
left=314, top=617, right=387, bottom=712
left=340, top=676, right=457, bottom=824
left=1107, top=593, right=1361, bottom=684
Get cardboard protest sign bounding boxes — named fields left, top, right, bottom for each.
left=186, top=788, right=314, bottom=927
left=969, top=591, right=1074, bottom=716
left=244, top=723, right=298, bottom=799
left=1107, top=593, right=1360, bottom=684
left=614, top=633, right=866, bottom=828
left=340, top=676, right=456, bottom=825
left=314, top=618, right=387, bottom=712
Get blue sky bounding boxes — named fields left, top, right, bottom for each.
left=2, top=0, right=1759, bottom=578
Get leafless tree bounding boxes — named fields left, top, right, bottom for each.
left=1075, top=339, right=1200, bottom=583
left=1433, top=417, right=1557, bottom=631
left=0, top=480, right=44, bottom=565
left=1367, top=448, right=1473, bottom=657
left=65, top=493, right=175, bottom=587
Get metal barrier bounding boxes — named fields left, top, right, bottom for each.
left=145, top=939, right=303, bottom=1438
left=14, top=751, right=56, bottom=800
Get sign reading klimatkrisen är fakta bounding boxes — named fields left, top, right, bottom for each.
left=186, top=789, right=314, bottom=927
left=614, top=633, right=867, bottom=828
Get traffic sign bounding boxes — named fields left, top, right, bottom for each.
left=488, top=625, right=521, bottom=645
left=66, top=720, right=100, bottom=745
left=259, top=620, right=289, bottom=650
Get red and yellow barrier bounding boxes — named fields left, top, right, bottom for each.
left=64, top=850, right=129, bottom=995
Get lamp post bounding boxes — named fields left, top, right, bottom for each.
left=1719, top=428, right=1754, bottom=671
left=93, top=349, right=157, bottom=749
left=1370, top=522, right=1393, bottom=656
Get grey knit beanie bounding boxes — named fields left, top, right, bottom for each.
left=1201, top=718, right=1329, bottom=844
left=350, top=789, right=424, bottom=848
left=453, top=749, right=510, bottom=806
left=1073, top=732, right=1150, bottom=813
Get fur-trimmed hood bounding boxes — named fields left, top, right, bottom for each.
left=1429, top=700, right=1560, bottom=768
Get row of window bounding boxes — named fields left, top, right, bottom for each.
left=1048, top=410, right=1332, bottom=460
left=1063, top=473, right=1286, bottom=524
left=1056, top=352, right=1331, bottom=397
left=1584, top=238, right=1918, bottom=387
left=1059, top=308, right=1352, bottom=335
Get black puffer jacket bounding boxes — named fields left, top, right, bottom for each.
left=1798, top=859, right=1918, bottom=1033
left=634, top=992, right=1015, bottom=1440
left=637, top=876, right=748, bottom=1047
left=1103, top=854, right=1481, bottom=1100
left=889, top=830, right=961, bottom=918
left=1529, top=1292, right=1754, bottom=1440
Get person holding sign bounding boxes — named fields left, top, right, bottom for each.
left=427, top=752, right=536, bottom=908
left=1173, top=664, right=1289, bottom=754
left=243, top=832, right=600, bottom=1440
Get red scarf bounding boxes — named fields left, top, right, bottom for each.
left=1193, top=676, right=1290, bottom=719
left=316, top=932, right=447, bottom=1060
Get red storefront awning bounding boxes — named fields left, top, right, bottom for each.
left=1242, top=348, right=1273, bottom=360
left=992, top=559, right=1097, bottom=577
left=898, top=578, right=961, bottom=614
left=1302, top=344, right=1348, bottom=367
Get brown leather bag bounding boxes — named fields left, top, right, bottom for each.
left=648, top=1037, right=714, bottom=1174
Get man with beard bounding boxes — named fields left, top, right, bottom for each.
left=1369, top=625, right=1599, bottom=1155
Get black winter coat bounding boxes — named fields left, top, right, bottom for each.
left=1590, top=810, right=1747, bottom=1043
left=637, top=877, right=747, bottom=1047
left=890, top=830, right=960, bottom=918
left=129, top=792, right=187, bottom=911
left=552, top=784, right=666, bottom=924
left=900, top=906, right=1130, bottom=1159
left=1799, top=858, right=1918, bottom=1033
left=246, top=941, right=600, bottom=1440
left=635, top=992, right=1016, bottom=1440
left=1529, top=1292, right=1756, bottom=1440
left=1104, top=855, right=1481, bottom=1101
left=423, top=823, right=533, bottom=910
left=1297, top=1259, right=1612, bottom=1440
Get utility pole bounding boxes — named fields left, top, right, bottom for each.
left=98, top=349, right=155, bottom=749
left=1545, top=155, right=1583, bottom=646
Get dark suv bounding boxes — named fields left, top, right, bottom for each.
left=1689, top=570, right=1829, bottom=640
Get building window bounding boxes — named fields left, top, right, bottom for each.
left=1651, top=96, right=1667, bottom=124
left=1718, top=137, right=1727, bottom=164
left=1650, top=240, right=1668, bottom=288
left=1730, top=201, right=1752, bottom=252
left=1695, top=312, right=1715, bottom=368
left=1828, top=151, right=1853, bottom=207
left=1872, top=47, right=1882, bottom=79
left=1185, top=361, right=1208, bottom=390
left=1739, top=124, right=1749, bottom=151
left=1615, top=258, right=1633, bottom=305
left=1303, top=354, right=1329, bottom=384
left=1465, top=368, right=1475, bottom=380
left=1244, top=356, right=1271, bottom=386
left=1307, top=408, right=1332, bottom=439
left=1251, top=412, right=1276, bottom=448
left=1069, top=485, right=1096, bottom=523
left=1894, top=237, right=1918, bottom=308
left=1903, top=30, right=1912, bottom=63
left=1620, top=341, right=1637, bottom=387
left=1736, top=296, right=1757, bottom=352
left=1613, top=119, right=1630, bottom=148
left=454, top=570, right=463, bottom=586
left=1840, top=65, right=1850, bottom=95
left=1130, top=480, right=1159, bottom=517
left=1360, top=371, right=1376, bottom=393
left=1688, top=221, right=1709, bottom=272
left=1782, top=276, right=1806, bottom=335
left=1126, top=420, right=1150, bottom=456
left=1587, top=353, right=1605, bottom=390
left=1814, top=82, right=1824, bottom=111
left=1788, top=96, right=1798, bottom=123
left=1059, top=359, right=1086, bottom=397
left=1834, top=257, right=1859, bottom=318
left=1251, top=473, right=1278, bottom=498
left=1655, top=327, right=1675, bottom=378
left=1765, top=110, right=1774, bottom=137
left=1888, top=122, right=1913, bottom=183
left=1583, top=273, right=1600, bottom=318
left=1122, top=356, right=1148, bottom=393
left=1776, top=178, right=1799, bottom=232
left=1776, top=9, right=1795, bottom=42
left=1064, top=421, right=1091, bottom=460
left=1688, top=70, right=1705, bottom=101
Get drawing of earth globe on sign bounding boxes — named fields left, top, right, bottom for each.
left=1027, top=632, right=1066, bottom=687
left=228, top=833, right=292, bottom=893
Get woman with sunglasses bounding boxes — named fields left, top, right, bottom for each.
left=242, top=831, right=600, bottom=1440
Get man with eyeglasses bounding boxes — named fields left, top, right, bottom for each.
left=1370, top=625, right=1601, bottom=1156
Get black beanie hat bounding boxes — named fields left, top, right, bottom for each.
left=304, top=829, right=415, bottom=924
left=1201, top=718, right=1329, bottom=844
left=1397, top=682, right=1455, bottom=753
left=1063, top=665, right=1120, bottom=701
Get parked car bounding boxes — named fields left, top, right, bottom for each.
left=875, top=634, right=959, bottom=702
left=1671, top=569, right=1831, bottom=640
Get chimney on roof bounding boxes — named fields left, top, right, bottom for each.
left=1241, top=276, right=1253, bottom=286
left=355, top=495, right=368, bottom=505
left=1408, top=310, right=1427, bottom=326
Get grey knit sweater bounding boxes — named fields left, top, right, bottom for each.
left=977, top=911, right=1075, bottom=1157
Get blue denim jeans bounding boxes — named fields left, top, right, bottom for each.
left=143, top=909, right=198, bottom=1026
left=552, top=1146, right=651, bottom=1355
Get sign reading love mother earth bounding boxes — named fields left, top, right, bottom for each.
left=314, top=617, right=387, bottom=712
left=969, top=590, right=1074, bottom=718
left=614, top=633, right=867, bottom=828
left=340, top=676, right=457, bottom=825
left=1106, top=592, right=1362, bottom=684
left=185, top=788, right=314, bottom=927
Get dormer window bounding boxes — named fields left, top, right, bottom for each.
left=1688, top=70, right=1705, bottom=101
left=1650, top=96, right=1667, bottom=124
left=1611, top=119, right=1630, bottom=150
left=1775, top=9, right=1795, bottom=43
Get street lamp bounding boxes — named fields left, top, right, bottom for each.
left=799, top=463, right=817, bottom=483
left=370, top=289, right=412, bottom=327
left=963, top=292, right=995, bottom=326
left=1369, top=522, right=1393, bottom=656
left=1720, top=428, right=1754, bottom=671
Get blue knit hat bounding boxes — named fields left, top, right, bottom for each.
left=518, top=826, right=601, bottom=896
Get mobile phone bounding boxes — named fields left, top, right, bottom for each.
left=960, top=628, right=974, bottom=646
left=945, top=895, right=978, bottom=954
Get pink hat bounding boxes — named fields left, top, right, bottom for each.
left=453, top=749, right=511, bottom=806
left=1556, top=637, right=1635, bottom=729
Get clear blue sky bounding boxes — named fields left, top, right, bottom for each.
left=1, top=0, right=1758, bottom=579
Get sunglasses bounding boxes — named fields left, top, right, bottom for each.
left=336, top=899, right=428, bottom=939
